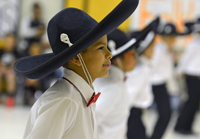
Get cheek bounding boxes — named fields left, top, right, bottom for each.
left=129, top=57, right=137, bottom=69
left=129, top=59, right=136, bottom=67
left=123, top=57, right=134, bottom=69
left=86, top=53, right=105, bottom=69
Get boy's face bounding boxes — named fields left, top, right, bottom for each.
left=81, top=35, right=112, bottom=80
left=28, top=43, right=42, bottom=56
left=119, top=49, right=138, bottom=72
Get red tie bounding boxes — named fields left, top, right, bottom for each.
left=87, top=92, right=101, bottom=107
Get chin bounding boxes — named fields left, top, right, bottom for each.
left=98, top=71, right=109, bottom=78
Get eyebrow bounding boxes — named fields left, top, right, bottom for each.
left=96, top=42, right=107, bottom=46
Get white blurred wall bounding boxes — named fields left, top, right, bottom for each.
left=130, top=0, right=200, bottom=31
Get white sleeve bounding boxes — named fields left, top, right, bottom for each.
left=95, top=84, right=122, bottom=124
left=176, top=43, right=194, bottom=75
left=19, top=17, right=37, bottom=38
left=125, top=65, right=149, bottom=104
left=24, top=98, right=78, bottom=139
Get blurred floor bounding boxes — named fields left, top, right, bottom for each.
left=0, top=105, right=199, bottom=139
left=143, top=109, right=200, bottom=139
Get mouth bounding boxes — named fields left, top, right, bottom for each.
left=103, top=63, right=111, bottom=68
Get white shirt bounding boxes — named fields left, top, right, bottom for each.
left=151, top=41, right=174, bottom=85
left=23, top=68, right=99, bottom=139
left=93, top=65, right=129, bottom=139
left=176, top=34, right=200, bottom=76
left=125, top=56, right=153, bottom=108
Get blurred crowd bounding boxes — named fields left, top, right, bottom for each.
left=0, top=3, right=62, bottom=106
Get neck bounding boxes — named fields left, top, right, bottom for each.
left=66, top=66, right=94, bottom=85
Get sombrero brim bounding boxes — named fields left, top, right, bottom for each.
left=185, top=21, right=200, bottom=33
left=129, top=17, right=159, bottom=55
left=110, top=17, right=160, bottom=60
left=14, top=0, right=139, bottom=79
left=136, top=17, right=160, bottom=55
left=157, top=31, right=191, bottom=36
left=156, top=25, right=191, bottom=36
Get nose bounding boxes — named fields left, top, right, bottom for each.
left=105, top=48, right=113, bottom=60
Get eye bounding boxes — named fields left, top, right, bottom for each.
left=98, top=47, right=104, bottom=50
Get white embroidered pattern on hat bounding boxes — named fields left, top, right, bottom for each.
left=60, top=33, right=73, bottom=47
left=164, top=26, right=172, bottom=34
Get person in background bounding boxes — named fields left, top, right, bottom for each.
left=0, top=33, right=19, bottom=106
left=93, top=29, right=138, bottom=139
left=23, top=42, right=59, bottom=105
left=174, top=18, right=200, bottom=135
left=150, top=22, right=175, bottom=139
left=150, top=22, right=189, bottom=139
left=126, top=17, right=159, bottom=139
left=23, top=42, right=43, bottom=105
left=18, top=3, right=45, bottom=57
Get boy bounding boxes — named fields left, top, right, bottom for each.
left=93, top=29, right=138, bottom=139
left=126, top=17, right=159, bottom=139
left=150, top=21, right=189, bottom=139
left=13, top=0, right=139, bottom=138
left=175, top=18, right=200, bottom=135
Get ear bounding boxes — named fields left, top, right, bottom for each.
left=70, top=55, right=81, bottom=66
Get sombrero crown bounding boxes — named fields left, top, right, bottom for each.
left=48, top=8, right=98, bottom=55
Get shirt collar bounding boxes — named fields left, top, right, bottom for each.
left=109, top=65, right=125, bottom=82
left=62, top=68, right=94, bottom=104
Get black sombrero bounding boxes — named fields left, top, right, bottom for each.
left=184, top=21, right=194, bottom=34
left=107, top=17, right=160, bottom=59
left=185, top=18, right=200, bottom=33
left=107, top=29, right=136, bottom=60
left=156, top=21, right=190, bottom=35
left=131, top=17, right=160, bottom=55
left=14, top=0, right=139, bottom=79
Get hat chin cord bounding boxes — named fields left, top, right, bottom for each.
left=60, top=33, right=94, bottom=89
left=77, top=54, right=94, bottom=89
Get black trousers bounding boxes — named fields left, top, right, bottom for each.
left=151, top=83, right=172, bottom=139
left=127, top=107, right=148, bottom=139
left=175, top=75, right=200, bottom=131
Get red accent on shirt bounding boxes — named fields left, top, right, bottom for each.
left=62, top=77, right=101, bottom=107
left=87, top=92, right=101, bottom=107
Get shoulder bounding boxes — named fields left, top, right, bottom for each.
left=94, top=77, right=121, bottom=91
left=93, top=75, right=117, bottom=89
left=37, top=78, right=82, bottom=108
left=96, top=81, right=125, bottom=99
